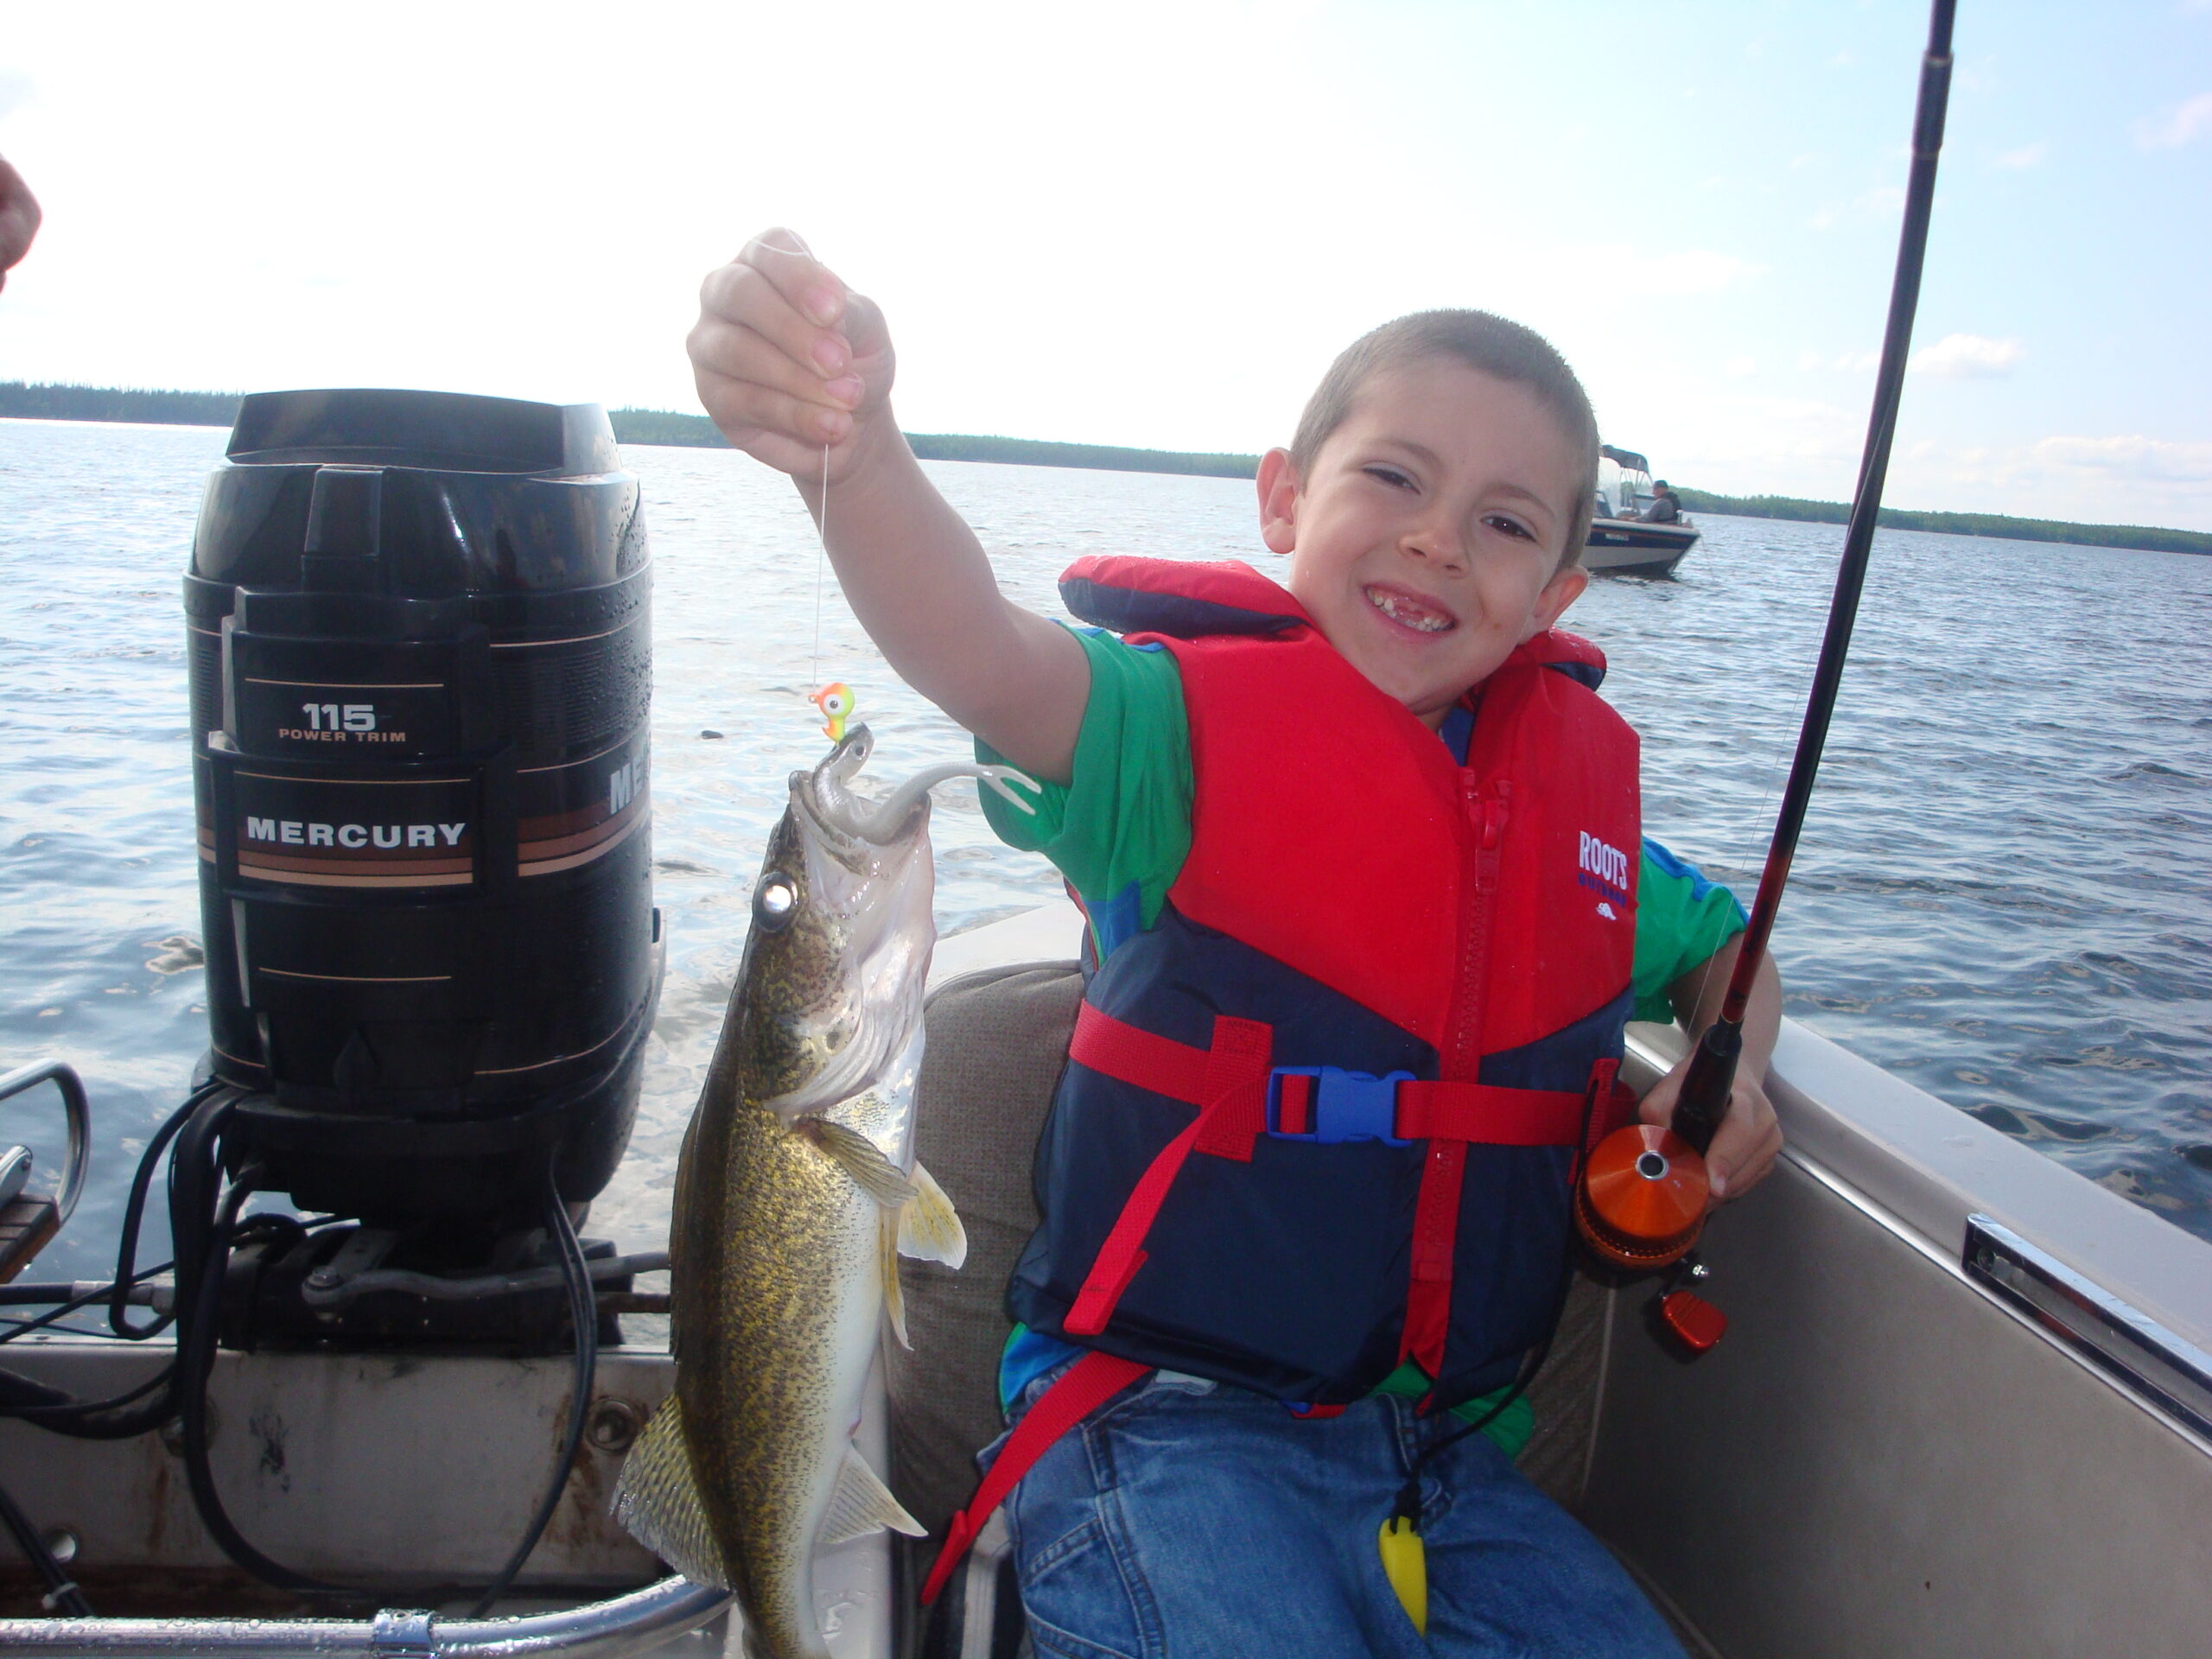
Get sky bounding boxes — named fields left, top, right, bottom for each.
left=1, top=0, right=2208, bottom=529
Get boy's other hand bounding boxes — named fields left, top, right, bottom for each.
left=1637, top=1063, right=1782, bottom=1208
left=0, top=155, right=41, bottom=292
left=690, top=229, right=895, bottom=484
left=1651, top=939, right=1784, bottom=1206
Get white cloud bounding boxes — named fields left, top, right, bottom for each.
left=1723, top=356, right=1758, bottom=378
left=2134, top=92, right=2212, bottom=149
left=2031, top=435, right=2212, bottom=484
left=0, top=71, right=33, bottom=120
left=1910, top=334, right=2026, bottom=379
left=1993, top=143, right=2049, bottom=170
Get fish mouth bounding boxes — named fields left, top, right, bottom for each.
left=758, top=728, right=1039, bottom=1123
left=1363, top=583, right=1456, bottom=635
left=791, top=725, right=1041, bottom=861
left=791, top=726, right=897, bottom=869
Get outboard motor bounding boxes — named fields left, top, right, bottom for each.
left=186, top=389, right=661, bottom=1239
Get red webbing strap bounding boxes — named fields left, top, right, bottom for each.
left=1064, top=1006, right=1274, bottom=1336
left=1191, top=1016, right=1274, bottom=1159
left=1069, top=1001, right=1209, bottom=1104
left=1586, top=1058, right=1637, bottom=1150
left=1276, top=1072, right=1315, bottom=1135
left=920, top=1351, right=1153, bottom=1605
left=1401, top=1138, right=1467, bottom=1379
left=1394, top=1080, right=1585, bottom=1146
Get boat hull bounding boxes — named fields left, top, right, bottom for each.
left=1583, top=517, right=1699, bottom=577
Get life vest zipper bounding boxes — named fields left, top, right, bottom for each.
left=1402, top=773, right=1508, bottom=1384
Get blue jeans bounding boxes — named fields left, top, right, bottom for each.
left=993, top=1369, right=1684, bottom=1659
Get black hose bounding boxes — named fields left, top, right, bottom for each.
left=467, top=1179, right=599, bottom=1618
left=165, top=1089, right=236, bottom=1318
left=3, top=1358, right=174, bottom=1422
left=175, top=1166, right=358, bottom=1595
left=0, top=1262, right=180, bottom=1439
left=0, top=1090, right=241, bottom=1441
left=110, top=1081, right=224, bottom=1338
left=0, top=1264, right=169, bottom=1350
left=166, top=1165, right=598, bottom=1608
left=0, top=1478, right=90, bottom=1616
left=12, top=1076, right=600, bottom=1602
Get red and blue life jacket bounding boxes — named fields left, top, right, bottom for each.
left=1006, top=556, right=1643, bottom=1408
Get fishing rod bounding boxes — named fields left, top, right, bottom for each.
left=1578, top=0, right=1959, bottom=1274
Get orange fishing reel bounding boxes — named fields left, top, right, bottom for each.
left=1573, top=1020, right=1742, bottom=1354
left=1574, top=1122, right=1710, bottom=1271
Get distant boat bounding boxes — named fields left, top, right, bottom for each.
left=1586, top=444, right=1700, bottom=576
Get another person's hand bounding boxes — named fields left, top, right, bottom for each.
left=0, top=155, right=41, bottom=291
left=1637, top=1058, right=1782, bottom=1205
left=688, top=230, right=896, bottom=486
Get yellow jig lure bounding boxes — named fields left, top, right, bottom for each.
left=810, top=681, right=855, bottom=743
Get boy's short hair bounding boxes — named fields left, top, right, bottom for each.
left=1289, top=309, right=1602, bottom=569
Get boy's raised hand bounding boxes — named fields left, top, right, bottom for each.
left=689, top=229, right=895, bottom=485
left=683, top=229, right=1091, bottom=782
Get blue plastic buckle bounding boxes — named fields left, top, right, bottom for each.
left=1268, top=1067, right=1414, bottom=1147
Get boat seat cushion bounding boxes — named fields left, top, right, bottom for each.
left=886, top=957, right=1611, bottom=1538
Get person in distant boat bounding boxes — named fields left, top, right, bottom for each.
left=0, top=154, right=40, bottom=293
left=1641, top=480, right=1683, bottom=523
left=688, top=230, right=1783, bottom=1659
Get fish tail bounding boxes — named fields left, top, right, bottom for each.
left=611, top=1395, right=732, bottom=1591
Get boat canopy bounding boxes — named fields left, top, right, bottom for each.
left=1599, top=444, right=1650, bottom=474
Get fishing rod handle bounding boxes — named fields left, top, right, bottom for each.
left=1669, top=1018, right=1742, bottom=1158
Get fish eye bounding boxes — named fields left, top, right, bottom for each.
left=753, top=874, right=798, bottom=932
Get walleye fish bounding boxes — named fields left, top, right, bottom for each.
left=614, top=726, right=1036, bottom=1659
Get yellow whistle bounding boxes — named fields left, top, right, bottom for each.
left=810, top=681, right=855, bottom=743
left=1378, top=1515, right=1427, bottom=1637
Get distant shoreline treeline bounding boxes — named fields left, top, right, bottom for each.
left=1670, top=486, right=2209, bottom=557
left=606, top=405, right=1262, bottom=479
left=5, top=382, right=2206, bottom=556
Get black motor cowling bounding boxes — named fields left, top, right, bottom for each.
left=187, top=389, right=660, bottom=1225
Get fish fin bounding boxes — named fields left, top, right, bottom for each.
left=610, top=1396, right=730, bottom=1590
left=801, top=1118, right=918, bottom=1208
left=817, top=1445, right=925, bottom=1547
left=881, top=1213, right=910, bottom=1350
left=896, top=1160, right=969, bottom=1269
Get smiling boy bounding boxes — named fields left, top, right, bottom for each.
left=690, top=231, right=1781, bottom=1656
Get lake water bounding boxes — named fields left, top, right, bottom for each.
left=3, top=418, right=2209, bottom=1292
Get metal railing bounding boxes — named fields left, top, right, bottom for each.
left=0, top=1576, right=732, bottom=1659
left=0, top=1060, right=91, bottom=1229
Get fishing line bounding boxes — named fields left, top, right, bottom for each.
left=1662, top=0, right=1956, bottom=1156
left=810, top=441, right=830, bottom=688
left=1677, top=688, right=1803, bottom=1067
